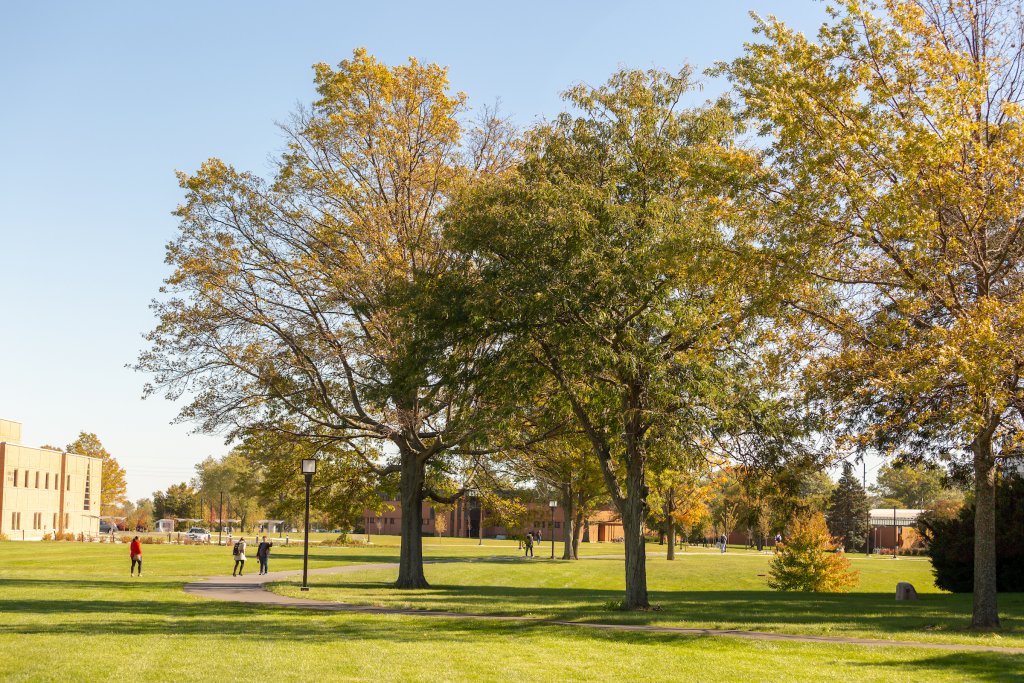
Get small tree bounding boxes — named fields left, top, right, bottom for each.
left=432, top=507, right=449, bottom=537
left=65, top=432, right=128, bottom=515
left=826, top=462, right=871, bottom=552
left=768, top=512, right=858, bottom=593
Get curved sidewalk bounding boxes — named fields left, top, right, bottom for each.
left=183, top=562, right=1024, bottom=655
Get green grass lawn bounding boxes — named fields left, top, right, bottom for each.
left=269, top=544, right=1024, bottom=649
left=2, top=541, right=1023, bottom=681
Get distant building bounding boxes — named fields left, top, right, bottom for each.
left=0, top=419, right=102, bottom=540
left=868, top=508, right=925, bottom=553
left=359, top=495, right=626, bottom=543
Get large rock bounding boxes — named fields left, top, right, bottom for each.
left=896, top=582, right=918, bottom=601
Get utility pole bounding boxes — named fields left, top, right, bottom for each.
left=864, top=459, right=870, bottom=557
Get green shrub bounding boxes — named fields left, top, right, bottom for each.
left=918, top=472, right=1024, bottom=592
left=119, top=535, right=164, bottom=545
left=768, top=512, right=859, bottom=592
left=320, top=533, right=365, bottom=547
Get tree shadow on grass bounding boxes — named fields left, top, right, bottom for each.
left=273, top=551, right=522, bottom=565
left=4, top=592, right=1024, bottom=678
left=858, top=652, right=1024, bottom=682
left=284, top=579, right=1024, bottom=642
left=0, top=577, right=187, bottom=592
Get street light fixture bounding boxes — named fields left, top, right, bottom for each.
left=300, top=458, right=317, bottom=591
left=549, top=500, right=557, bottom=559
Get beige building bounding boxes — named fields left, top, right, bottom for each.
left=0, top=419, right=102, bottom=540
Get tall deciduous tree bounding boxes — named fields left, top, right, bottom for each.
left=726, top=0, right=1024, bottom=627
left=232, top=429, right=383, bottom=532
left=449, top=67, right=790, bottom=608
left=826, top=462, right=871, bottom=552
left=153, top=482, right=198, bottom=520
left=510, top=435, right=607, bottom=560
left=65, top=432, right=128, bottom=515
left=873, top=461, right=960, bottom=509
left=648, top=463, right=714, bottom=560
left=138, top=50, right=517, bottom=588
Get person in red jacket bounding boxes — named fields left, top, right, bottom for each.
left=130, top=536, right=142, bottom=577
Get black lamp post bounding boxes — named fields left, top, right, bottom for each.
left=549, top=500, right=557, bottom=559
left=300, top=458, right=317, bottom=591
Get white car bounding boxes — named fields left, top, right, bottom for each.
left=184, top=527, right=211, bottom=543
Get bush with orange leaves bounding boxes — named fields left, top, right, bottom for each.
left=768, top=512, right=859, bottom=593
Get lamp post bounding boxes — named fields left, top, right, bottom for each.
left=300, top=458, right=317, bottom=591
left=549, top=500, right=557, bottom=559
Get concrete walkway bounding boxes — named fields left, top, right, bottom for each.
left=183, top=561, right=1024, bottom=655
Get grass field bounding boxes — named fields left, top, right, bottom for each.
left=272, top=542, right=1024, bottom=648
left=2, top=539, right=1023, bottom=681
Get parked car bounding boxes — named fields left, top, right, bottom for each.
left=184, top=527, right=211, bottom=543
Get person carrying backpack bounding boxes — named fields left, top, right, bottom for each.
left=232, top=537, right=247, bottom=576
left=524, top=532, right=534, bottom=558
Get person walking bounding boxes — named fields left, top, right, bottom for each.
left=524, top=532, right=534, bottom=558
left=256, top=536, right=273, bottom=575
left=232, top=537, right=247, bottom=576
left=130, top=536, right=142, bottom=577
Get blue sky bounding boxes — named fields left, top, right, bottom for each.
left=0, top=2, right=833, bottom=499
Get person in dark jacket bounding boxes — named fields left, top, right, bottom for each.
left=524, top=532, right=534, bottom=558
left=256, top=536, right=273, bottom=575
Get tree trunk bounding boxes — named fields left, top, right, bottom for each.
left=395, top=453, right=429, bottom=589
left=665, top=487, right=676, bottom=560
left=972, top=431, right=1000, bottom=629
left=572, top=510, right=585, bottom=559
left=561, top=484, right=576, bottom=560
left=622, top=461, right=650, bottom=610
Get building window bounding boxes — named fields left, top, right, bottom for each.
left=11, top=512, right=20, bottom=530
left=66, top=475, right=71, bottom=491
left=554, top=522, right=561, bottom=529
left=35, top=471, right=40, bottom=488
left=53, top=513, right=58, bottom=529
left=45, top=472, right=50, bottom=489
left=65, top=513, right=70, bottom=528
left=11, top=469, right=16, bottom=487
left=33, top=513, right=41, bottom=529
left=24, top=470, right=29, bottom=487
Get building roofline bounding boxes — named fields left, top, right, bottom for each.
left=0, top=441, right=103, bottom=462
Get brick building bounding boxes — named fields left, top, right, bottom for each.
left=360, top=496, right=625, bottom=543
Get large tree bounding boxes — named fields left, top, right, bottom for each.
left=138, top=50, right=516, bottom=588
left=153, top=482, right=198, bottom=520
left=65, top=432, right=128, bottom=515
left=726, top=0, right=1024, bottom=627
left=648, top=462, right=714, bottom=559
left=509, top=435, right=607, bottom=560
left=873, top=460, right=960, bottom=509
left=449, top=67, right=790, bottom=608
